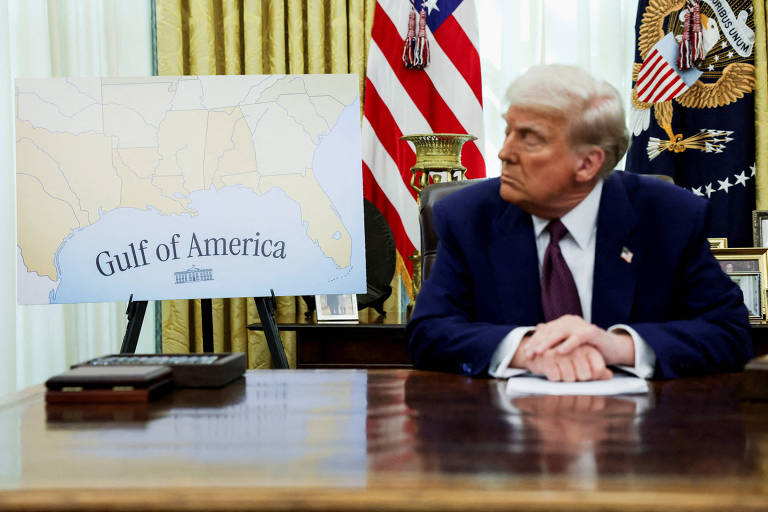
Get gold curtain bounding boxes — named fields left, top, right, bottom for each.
left=156, top=0, right=391, bottom=368
left=755, top=1, right=768, bottom=209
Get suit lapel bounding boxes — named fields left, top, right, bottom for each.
left=591, top=174, right=639, bottom=328
left=490, top=203, right=544, bottom=324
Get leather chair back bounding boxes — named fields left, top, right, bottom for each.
left=419, top=179, right=487, bottom=282
left=418, top=173, right=672, bottom=283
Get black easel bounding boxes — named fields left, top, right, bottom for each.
left=200, top=298, right=214, bottom=353
left=119, top=291, right=289, bottom=369
left=254, top=291, right=289, bottom=369
left=120, top=294, right=148, bottom=353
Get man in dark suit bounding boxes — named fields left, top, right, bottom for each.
left=407, top=64, right=752, bottom=381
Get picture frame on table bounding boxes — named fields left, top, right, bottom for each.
left=712, top=248, right=768, bottom=323
left=752, top=210, right=768, bottom=247
left=315, top=294, right=359, bottom=322
left=728, top=274, right=762, bottom=319
left=708, top=238, right=728, bottom=250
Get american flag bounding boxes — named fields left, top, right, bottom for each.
left=636, top=49, right=688, bottom=103
left=362, top=0, right=485, bottom=291
left=635, top=33, right=697, bottom=104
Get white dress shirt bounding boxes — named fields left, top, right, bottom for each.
left=489, top=179, right=656, bottom=378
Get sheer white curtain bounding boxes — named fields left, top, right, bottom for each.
left=0, top=0, right=156, bottom=397
left=477, top=0, right=639, bottom=175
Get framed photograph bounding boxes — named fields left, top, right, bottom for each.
left=729, top=273, right=762, bottom=318
left=713, top=248, right=768, bottom=323
left=752, top=210, right=768, bottom=247
left=315, top=294, right=359, bottom=322
left=708, top=238, right=728, bottom=250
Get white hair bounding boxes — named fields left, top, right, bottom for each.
left=505, top=65, right=629, bottom=177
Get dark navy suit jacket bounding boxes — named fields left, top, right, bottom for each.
left=407, top=172, right=752, bottom=378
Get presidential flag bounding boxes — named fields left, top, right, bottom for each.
left=362, top=0, right=485, bottom=292
left=625, top=0, right=756, bottom=246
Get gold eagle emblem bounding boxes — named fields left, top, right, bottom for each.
left=630, top=0, right=755, bottom=159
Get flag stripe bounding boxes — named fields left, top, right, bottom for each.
left=366, top=44, right=432, bottom=135
left=637, top=66, right=662, bottom=97
left=642, top=62, right=673, bottom=98
left=425, top=25, right=484, bottom=139
left=642, top=66, right=675, bottom=101
left=362, top=116, right=420, bottom=245
left=637, top=52, right=666, bottom=93
left=432, top=16, right=482, bottom=104
left=663, top=81, right=687, bottom=101
left=639, top=67, right=676, bottom=102
left=363, top=77, right=418, bottom=202
left=451, top=0, right=480, bottom=48
left=363, top=160, right=418, bottom=262
left=649, top=73, right=685, bottom=103
left=637, top=55, right=668, bottom=97
left=637, top=50, right=662, bottom=85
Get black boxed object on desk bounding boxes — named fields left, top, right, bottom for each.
left=74, top=353, right=246, bottom=388
left=45, top=365, right=173, bottom=403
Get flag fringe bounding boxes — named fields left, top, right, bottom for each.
left=403, top=7, right=429, bottom=69
left=678, top=0, right=703, bottom=70
left=396, top=251, right=415, bottom=301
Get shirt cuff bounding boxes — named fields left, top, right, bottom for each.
left=609, top=323, right=656, bottom=378
left=488, top=326, right=536, bottom=378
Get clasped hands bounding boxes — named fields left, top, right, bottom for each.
left=510, top=315, right=635, bottom=382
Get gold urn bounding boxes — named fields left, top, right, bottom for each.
left=401, top=133, right=477, bottom=198
left=401, top=133, right=476, bottom=305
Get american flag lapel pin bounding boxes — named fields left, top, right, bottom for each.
left=621, top=246, right=634, bottom=264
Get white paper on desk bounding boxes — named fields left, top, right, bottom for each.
left=505, top=373, right=649, bottom=396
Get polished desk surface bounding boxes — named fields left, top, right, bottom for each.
left=0, top=370, right=767, bottom=511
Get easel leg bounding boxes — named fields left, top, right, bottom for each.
left=254, top=292, right=289, bottom=369
left=201, top=298, right=214, bottom=353
left=120, top=295, right=148, bottom=353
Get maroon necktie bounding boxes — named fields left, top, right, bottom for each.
left=541, top=219, right=582, bottom=321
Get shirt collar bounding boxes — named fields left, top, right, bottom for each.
left=532, top=179, right=604, bottom=249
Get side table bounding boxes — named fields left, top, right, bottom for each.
left=247, top=322, right=411, bottom=368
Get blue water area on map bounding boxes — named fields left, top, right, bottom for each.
left=311, top=98, right=365, bottom=279
left=52, top=185, right=366, bottom=303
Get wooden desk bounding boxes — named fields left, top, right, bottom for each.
left=0, top=370, right=766, bottom=511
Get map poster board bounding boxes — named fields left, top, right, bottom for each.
left=15, top=75, right=366, bottom=304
